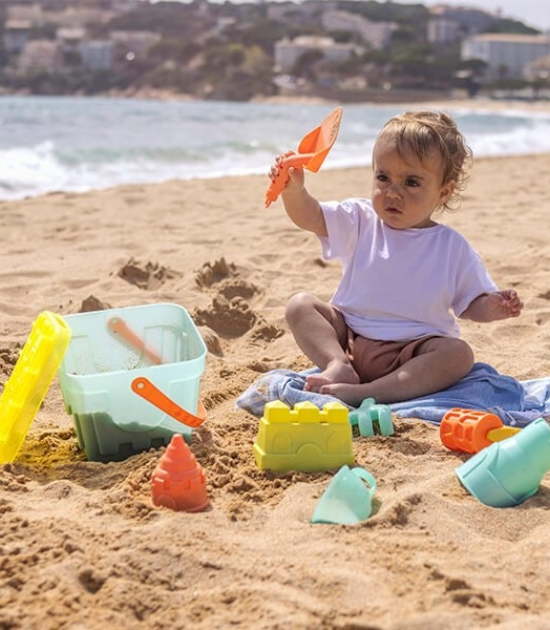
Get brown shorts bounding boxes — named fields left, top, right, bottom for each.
left=347, top=333, right=438, bottom=383
left=333, top=311, right=438, bottom=383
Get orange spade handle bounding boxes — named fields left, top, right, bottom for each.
left=107, top=317, right=162, bottom=365
left=131, top=376, right=206, bottom=428
left=264, top=153, right=314, bottom=208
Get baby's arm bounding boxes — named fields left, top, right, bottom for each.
left=460, top=289, right=523, bottom=322
left=270, top=154, right=327, bottom=236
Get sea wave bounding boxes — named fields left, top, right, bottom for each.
left=1, top=96, right=550, bottom=201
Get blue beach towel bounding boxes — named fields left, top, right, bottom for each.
left=236, top=362, right=550, bottom=428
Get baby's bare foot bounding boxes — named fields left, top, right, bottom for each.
left=319, top=382, right=371, bottom=407
left=305, top=360, right=359, bottom=392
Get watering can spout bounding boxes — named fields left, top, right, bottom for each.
left=456, top=417, right=550, bottom=508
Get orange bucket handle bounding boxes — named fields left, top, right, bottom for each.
left=131, top=376, right=206, bottom=428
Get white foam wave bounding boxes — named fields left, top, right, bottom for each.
left=1, top=98, right=550, bottom=201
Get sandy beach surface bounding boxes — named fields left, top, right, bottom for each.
left=1, top=122, right=550, bottom=629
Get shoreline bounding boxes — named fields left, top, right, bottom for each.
left=4, top=86, right=550, bottom=113
left=2, top=148, right=549, bottom=207
left=1, top=93, right=550, bottom=204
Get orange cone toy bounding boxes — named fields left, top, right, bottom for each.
left=151, top=434, right=210, bottom=512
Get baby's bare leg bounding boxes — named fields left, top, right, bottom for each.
left=321, top=337, right=474, bottom=406
left=285, top=292, right=359, bottom=390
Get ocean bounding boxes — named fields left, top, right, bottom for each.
left=1, top=95, right=550, bottom=201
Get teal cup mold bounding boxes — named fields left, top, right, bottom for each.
left=312, top=465, right=377, bottom=525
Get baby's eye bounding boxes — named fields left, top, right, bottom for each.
left=405, top=177, right=421, bottom=187
left=376, top=173, right=389, bottom=182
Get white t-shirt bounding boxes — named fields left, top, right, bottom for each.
left=319, top=198, right=498, bottom=341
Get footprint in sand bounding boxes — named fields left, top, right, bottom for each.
left=535, top=311, right=550, bottom=326
left=250, top=319, right=284, bottom=342
left=201, top=263, right=258, bottom=303
left=195, top=258, right=283, bottom=342
left=118, top=257, right=181, bottom=290
left=219, top=278, right=257, bottom=300
left=194, top=295, right=256, bottom=338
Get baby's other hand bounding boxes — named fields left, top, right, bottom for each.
left=490, top=289, right=524, bottom=318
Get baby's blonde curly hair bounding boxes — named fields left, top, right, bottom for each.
left=376, top=110, right=473, bottom=212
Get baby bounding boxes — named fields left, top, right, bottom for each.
left=271, top=110, right=523, bottom=406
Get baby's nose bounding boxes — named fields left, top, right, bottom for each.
left=387, top=183, right=402, bottom=198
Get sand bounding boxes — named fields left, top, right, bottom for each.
left=1, top=126, right=550, bottom=629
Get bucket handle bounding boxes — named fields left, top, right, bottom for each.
left=131, top=376, right=206, bottom=428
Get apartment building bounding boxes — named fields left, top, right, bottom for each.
left=274, top=36, right=359, bottom=73
left=462, top=33, right=550, bottom=80
left=6, top=3, right=45, bottom=26
left=81, top=40, right=113, bottom=71
left=321, top=10, right=395, bottom=51
left=431, top=5, right=495, bottom=36
left=428, top=17, right=461, bottom=45
left=17, top=40, right=63, bottom=73
left=3, top=20, right=31, bottom=54
left=427, top=5, right=498, bottom=46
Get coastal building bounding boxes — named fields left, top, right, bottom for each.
left=6, top=3, right=44, bottom=27
left=112, top=0, right=142, bottom=13
left=461, top=33, right=550, bottom=80
left=17, top=40, right=63, bottom=74
left=321, top=10, right=395, bottom=51
left=3, top=20, right=32, bottom=54
left=42, top=6, right=112, bottom=28
left=81, top=40, right=113, bottom=71
left=428, top=5, right=498, bottom=46
left=430, top=5, right=496, bottom=35
left=274, top=36, right=358, bottom=73
left=427, top=17, right=461, bottom=45
left=57, top=27, right=86, bottom=55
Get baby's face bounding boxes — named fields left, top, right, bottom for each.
left=371, top=137, right=454, bottom=230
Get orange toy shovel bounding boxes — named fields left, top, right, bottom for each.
left=107, top=317, right=162, bottom=365
left=265, top=106, right=343, bottom=208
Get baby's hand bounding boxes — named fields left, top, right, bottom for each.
left=488, top=289, right=523, bottom=319
left=269, top=152, right=305, bottom=193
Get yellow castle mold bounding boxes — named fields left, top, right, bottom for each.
left=253, top=400, right=354, bottom=472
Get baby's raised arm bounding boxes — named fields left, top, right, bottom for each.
left=270, top=154, right=327, bottom=237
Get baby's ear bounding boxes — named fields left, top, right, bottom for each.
left=440, top=180, right=456, bottom=204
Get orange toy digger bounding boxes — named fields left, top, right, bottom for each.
left=265, top=106, right=343, bottom=208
